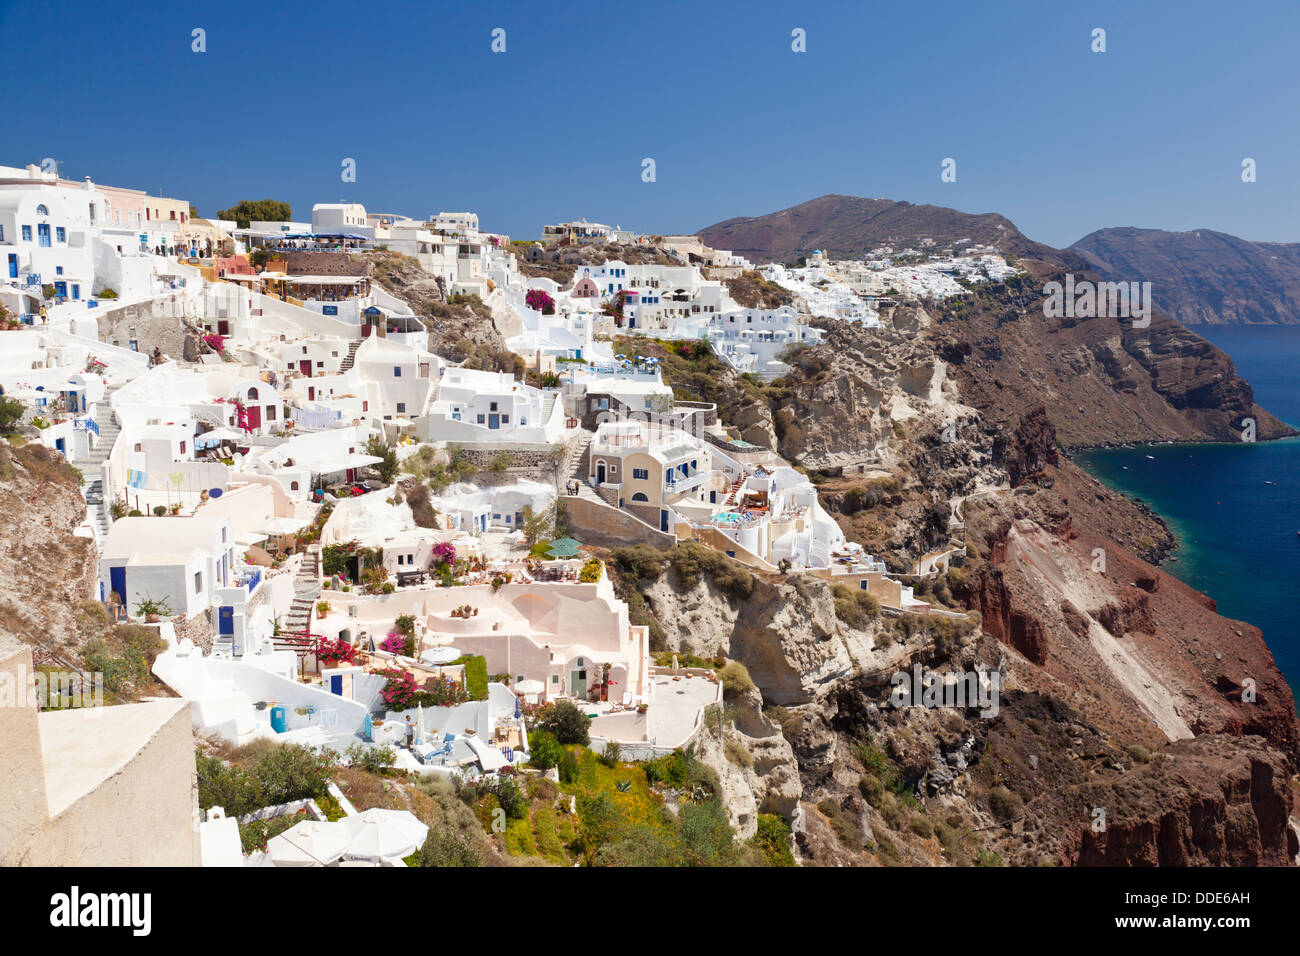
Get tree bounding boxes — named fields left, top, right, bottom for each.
left=189, top=204, right=200, bottom=219
left=365, top=436, right=398, bottom=484
left=0, top=396, right=26, bottom=433
left=216, top=199, right=292, bottom=229
left=526, top=729, right=565, bottom=770
left=520, top=505, right=553, bottom=548
left=535, top=700, right=590, bottom=745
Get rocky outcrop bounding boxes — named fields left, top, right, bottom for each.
left=1060, top=735, right=1297, bottom=866
left=1071, top=226, right=1300, bottom=326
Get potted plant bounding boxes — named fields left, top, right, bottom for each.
left=134, top=594, right=173, bottom=624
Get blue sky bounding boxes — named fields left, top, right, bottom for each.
left=5, top=0, right=1300, bottom=248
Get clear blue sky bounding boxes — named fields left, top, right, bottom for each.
left=6, top=0, right=1300, bottom=249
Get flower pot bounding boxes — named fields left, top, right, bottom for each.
left=146, top=613, right=161, bottom=623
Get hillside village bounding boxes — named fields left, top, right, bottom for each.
left=4, top=159, right=1293, bottom=870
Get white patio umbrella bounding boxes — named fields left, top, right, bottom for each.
left=341, top=808, right=429, bottom=861
left=421, top=644, right=460, bottom=680
left=515, top=678, right=544, bottom=704
left=266, top=819, right=352, bottom=867
left=416, top=703, right=425, bottom=744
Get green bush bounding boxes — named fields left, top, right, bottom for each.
left=526, top=729, right=564, bottom=770
left=535, top=699, right=591, bottom=745
left=748, top=813, right=794, bottom=867
left=598, top=741, right=622, bottom=768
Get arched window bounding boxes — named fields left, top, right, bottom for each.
left=247, top=386, right=259, bottom=400
left=290, top=481, right=299, bottom=491
left=36, top=204, right=48, bottom=217
left=631, top=492, right=649, bottom=503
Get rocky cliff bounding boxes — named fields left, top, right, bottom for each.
left=1071, top=226, right=1300, bottom=326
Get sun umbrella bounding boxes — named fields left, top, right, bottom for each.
left=266, top=819, right=352, bottom=867
left=422, top=646, right=459, bottom=665
left=341, top=808, right=429, bottom=861
left=546, top=536, right=582, bottom=559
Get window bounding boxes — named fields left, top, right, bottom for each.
left=194, top=571, right=203, bottom=594
left=394, top=366, right=402, bottom=377
left=633, top=468, right=649, bottom=480
left=21, top=225, right=32, bottom=241
left=631, top=492, right=649, bottom=502
left=477, top=414, right=485, bottom=424
left=134, top=443, right=142, bottom=452
left=500, top=414, right=509, bottom=424
left=56, top=266, right=63, bottom=276
left=396, top=402, right=406, bottom=413
left=179, top=441, right=186, bottom=454
left=36, top=204, right=48, bottom=217
left=267, top=406, right=276, bottom=421
left=551, top=675, right=559, bottom=685
left=290, top=481, right=299, bottom=491
left=489, top=401, right=498, bottom=412
left=56, top=227, right=65, bottom=243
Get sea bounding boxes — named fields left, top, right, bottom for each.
left=1073, top=325, right=1300, bottom=701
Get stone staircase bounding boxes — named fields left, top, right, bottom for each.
left=339, top=340, right=362, bottom=372
left=279, top=547, right=320, bottom=649
left=721, top=475, right=746, bottom=507
left=564, top=432, right=603, bottom=502
left=75, top=403, right=121, bottom=544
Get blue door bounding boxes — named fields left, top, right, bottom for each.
left=71, top=284, right=80, bottom=301
left=660, top=510, right=669, bottom=532
left=55, top=437, right=65, bottom=454
left=6, top=254, right=15, bottom=279
left=218, top=606, right=234, bottom=636
left=109, top=566, right=126, bottom=606
left=54, top=281, right=67, bottom=298
left=330, top=675, right=343, bottom=695
left=488, top=414, right=499, bottom=430
left=38, top=224, right=51, bottom=247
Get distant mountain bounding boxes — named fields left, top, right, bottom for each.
left=697, top=193, right=1049, bottom=263
left=1070, top=227, right=1300, bottom=325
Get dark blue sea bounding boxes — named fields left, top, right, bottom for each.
left=1074, top=325, right=1300, bottom=700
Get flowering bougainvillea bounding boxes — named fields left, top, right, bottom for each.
left=374, top=667, right=467, bottom=709
left=525, top=289, right=555, bottom=315
left=316, top=636, right=356, bottom=665
left=431, top=541, right=456, bottom=567
left=202, top=332, right=226, bottom=354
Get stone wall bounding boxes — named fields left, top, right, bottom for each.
left=96, top=295, right=188, bottom=359
left=563, top=494, right=676, bottom=550
left=284, top=252, right=372, bottom=277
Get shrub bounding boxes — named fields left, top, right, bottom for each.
left=598, top=741, right=622, bottom=768
left=578, top=558, right=604, bottom=583
left=718, top=661, right=755, bottom=699
left=535, top=700, right=591, bottom=745
left=610, top=543, right=664, bottom=583
left=526, top=729, right=564, bottom=770
left=987, top=785, right=1022, bottom=822
left=748, top=814, right=794, bottom=867
left=419, top=826, right=484, bottom=867
left=344, top=742, right=396, bottom=775
left=724, top=740, right=753, bottom=769
left=152, top=505, right=168, bottom=517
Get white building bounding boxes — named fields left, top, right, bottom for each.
left=99, top=514, right=238, bottom=620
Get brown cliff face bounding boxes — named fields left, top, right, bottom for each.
left=1060, top=736, right=1298, bottom=866
left=931, top=260, right=1294, bottom=448
left=1071, top=226, right=1300, bottom=326
left=957, top=468, right=1298, bottom=764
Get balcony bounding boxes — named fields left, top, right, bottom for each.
left=664, top=471, right=707, bottom=494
